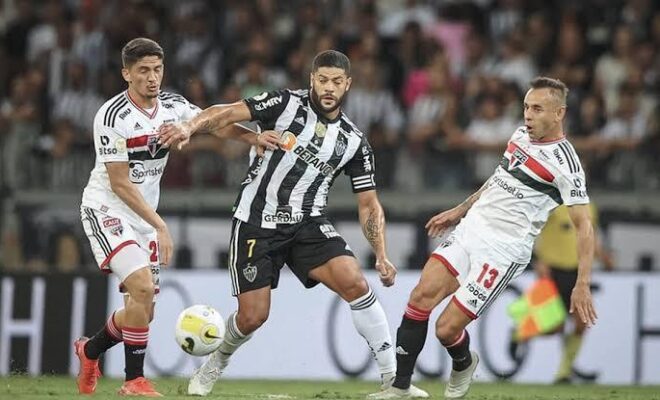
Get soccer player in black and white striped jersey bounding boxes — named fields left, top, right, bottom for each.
left=160, top=50, right=428, bottom=398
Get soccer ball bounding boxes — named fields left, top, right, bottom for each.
left=175, top=305, right=225, bottom=357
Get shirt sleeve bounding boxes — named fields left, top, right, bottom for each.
left=243, top=90, right=291, bottom=127
left=179, top=99, right=202, bottom=121
left=343, top=137, right=376, bottom=193
left=556, top=168, right=590, bottom=206
left=94, top=120, right=129, bottom=163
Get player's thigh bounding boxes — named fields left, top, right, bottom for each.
left=453, top=249, right=527, bottom=319
left=80, top=207, right=151, bottom=284
left=408, top=256, right=462, bottom=311
left=288, top=218, right=355, bottom=290
left=309, top=255, right=368, bottom=302
left=228, top=219, right=281, bottom=296
left=236, top=285, right=272, bottom=326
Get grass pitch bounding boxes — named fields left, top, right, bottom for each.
left=0, top=376, right=658, bottom=399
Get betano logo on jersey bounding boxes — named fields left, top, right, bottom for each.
left=293, top=145, right=335, bottom=176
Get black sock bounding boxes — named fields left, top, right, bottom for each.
left=85, top=313, right=122, bottom=360
left=392, top=315, right=429, bottom=389
left=123, top=326, right=148, bottom=381
left=445, top=330, right=472, bottom=372
left=124, top=343, right=147, bottom=381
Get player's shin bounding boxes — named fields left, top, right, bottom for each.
left=392, top=304, right=430, bottom=389
left=215, top=312, right=253, bottom=369
left=444, top=330, right=472, bottom=371
left=349, top=288, right=396, bottom=377
left=85, top=310, right=124, bottom=359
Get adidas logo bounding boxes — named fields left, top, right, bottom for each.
left=134, top=122, right=143, bottom=130
left=396, top=346, right=408, bottom=355
left=294, top=116, right=305, bottom=125
left=467, top=299, right=478, bottom=308
left=377, top=342, right=392, bottom=352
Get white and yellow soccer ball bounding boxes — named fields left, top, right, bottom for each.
left=175, top=305, right=225, bottom=357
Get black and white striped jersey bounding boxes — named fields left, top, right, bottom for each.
left=234, top=89, right=376, bottom=229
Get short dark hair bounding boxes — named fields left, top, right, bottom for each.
left=312, top=50, right=350, bottom=75
left=529, top=76, right=569, bottom=105
left=121, top=38, right=164, bottom=67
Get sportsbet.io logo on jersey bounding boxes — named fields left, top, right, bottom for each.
left=129, top=161, right=164, bottom=184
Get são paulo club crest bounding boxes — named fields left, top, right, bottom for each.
left=508, top=148, right=528, bottom=170
left=147, top=135, right=160, bottom=157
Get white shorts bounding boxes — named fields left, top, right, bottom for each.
left=81, top=206, right=160, bottom=292
left=431, top=226, right=526, bottom=319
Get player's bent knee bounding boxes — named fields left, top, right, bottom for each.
left=340, top=276, right=369, bottom=301
left=409, top=282, right=442, bottom=310
left=237, top=309, right=269, bottom=333
left=436, top=316, right=463, bottom=345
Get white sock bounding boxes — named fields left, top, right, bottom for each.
left=349, top=287, right=396, bottom=375
left=216, top=312, right=252, bottom=370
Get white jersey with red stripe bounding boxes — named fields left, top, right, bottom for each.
left=459, top=126, right=589, bottom=263
left=81, top=90, right=200, bottom=233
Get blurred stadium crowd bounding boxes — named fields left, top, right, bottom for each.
left=0, top=0, right=659, bottom=272
left=0, top=0, right=659, bottom=193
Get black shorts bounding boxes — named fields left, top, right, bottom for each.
left=549, top=266, right=578, bottom=311
left=227, top=217, right=355, bottom=296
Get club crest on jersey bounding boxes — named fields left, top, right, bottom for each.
left=335, top=137, right=347, bottom=156
left=509, top=148, right=528, bottom=170
left=102, top=217, right=123, bottom=236
left=147, top=135, right=160, bottom=157
left=243, top=263, right=257, bottom=283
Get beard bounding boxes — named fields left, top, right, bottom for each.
left=310, top=88, right=346, bottom=114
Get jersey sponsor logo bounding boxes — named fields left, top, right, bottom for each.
left=98, top=135, right=119, bottom=155
left=553, top=148, right=565, bottom=165
left=293, top=145, right=335, bottom=176
left=129, top=161, right=164, bottom=184
left=102, top=217, right=123, bottom=236
left=492, top=176, right=525, bottom=199
left=279, top=131, right=297, bottom=151
left=253, top=96, right=283, bottom=111
left=242, top=263, right=257, bottom=283
left=119, top=108, right=131, bottom=120
left=319, top=224, right=340, bottom=238
left=163, top=103, right=174, bottom=109
left=263, top=205, right=303, bottom=224
left=571, top=189, right=587, bottom=198
left=573, top=178, right=582, bottom=187
left=467, top=282, right=488, bottom=302
left=241, top=157, right=264, bottom=185
left=509, top=148, right=528, bottom=170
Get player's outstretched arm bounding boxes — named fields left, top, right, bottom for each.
left=357, top=190, right=396, bottom=287
left=106, top=162, right=173, bottom=265
left=567, top=203, right=597, bottom=327
left=158, top=101, right=253, bottom=149
left=214, top=124, right=280, bottom=154
left=426, top=180, right=489, bottom=237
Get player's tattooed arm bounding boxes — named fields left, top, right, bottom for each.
left=159, top=102, right=252, bottom=148
left=457, top=179, right=490, bottom=215
left=357, top=190, right=396, bottom=286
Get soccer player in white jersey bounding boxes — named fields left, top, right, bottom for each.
left=75, top=38, right=275, bottom=397
left=370, top=77, right=598, bottom=399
